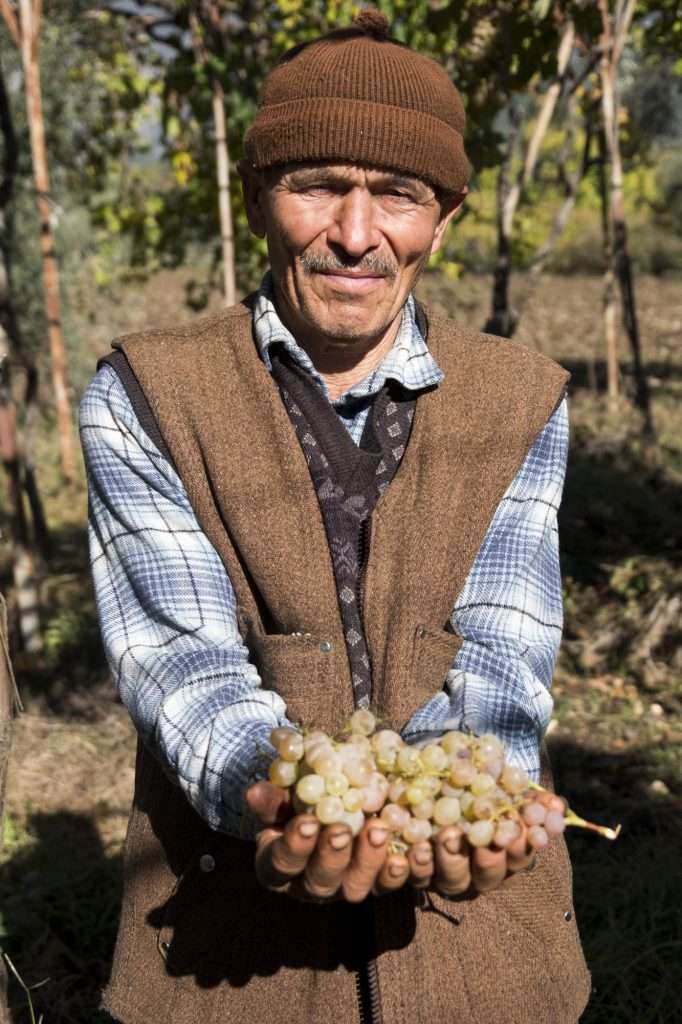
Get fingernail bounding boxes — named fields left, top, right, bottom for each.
left=389, top=862, right=405, bottom=878
left=368, top=827, right=388, bottom=847
left=414, top=848, right=432, bottom=866
left=330, top=832, right=351, bottom=850
left=299, top=822, right=318, bottom=838
left=444, top=837, right=460, bottom=854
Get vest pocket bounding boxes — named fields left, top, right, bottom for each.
left=425, top=835, right=590, bottom=1021
left=391, top=624, right=463, bottom=724
left=248, top=632, right=353, bottom=733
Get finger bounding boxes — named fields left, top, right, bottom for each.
left=301, top=824, right=353, bottom=899
left=506, top=820, right=535, bottom=874
left=374, top=852, right=410, bottom=895
left=407, top=841, right=434, bottom=890
left=341, top=821, right=390, bottom=903
left=433, top=827, right=471, bottom=896
left=471, top=845, right=507, bottom=893
left=246, top=781, right=292, bottom=826
left=254, top=814, right=319, bottom=890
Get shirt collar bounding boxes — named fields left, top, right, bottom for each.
left=251, top=271, right=443, bottom=404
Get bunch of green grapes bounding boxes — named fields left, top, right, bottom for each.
left=267, top=711, right=619, bottom=852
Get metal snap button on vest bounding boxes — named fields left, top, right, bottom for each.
left=564, top=910, right=573, bottom=921
left=199, top=853, right=216, bottom=873
left=319, top=641, right=331, bottom=652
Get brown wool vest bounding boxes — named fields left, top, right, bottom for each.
left=101, top=299, right=590, bottom=1024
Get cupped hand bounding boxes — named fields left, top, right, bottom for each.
left=247, top=781, right=394, bottom=903
left=246, top=782, right=537, bottom=903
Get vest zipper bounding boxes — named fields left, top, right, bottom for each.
left=354, top=899, right=383, bottom=1024
left=356, top=956, right=383, bottom=1024
left=357, top=515, right=370, bottom=620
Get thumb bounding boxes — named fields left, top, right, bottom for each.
left=246, top=781, right=292, bottom=826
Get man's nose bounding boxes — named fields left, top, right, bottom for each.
left=327, top=189, right=380, bottom=258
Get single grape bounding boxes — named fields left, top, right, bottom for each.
left=460, top=791, right=475, bottom=819
left=472, top=796, right=495, bottom=820
left=522, top=802, right=547, bottom=827
left=468, top=820, right=495, bottom=847
left=325, top=773, right=349, bottom=797
left=547, top=794, right=567, bottom=814
left=527, top=824, right=549, bottom=850
left=343, top=788, right=365, bottom=813
left=476, top=734, right=504, bottom=759
left=341, top=809, right=365, bottom=836
left=423, top=775, right=443, bottom=797
left=449, top=760, right=476, bottom=787
left=311, top=749, right=342, bottom=777
left=296, top=774, right=325, bottom=804
left=269, top=758, right=298, bottom=788
left=420, top=744, right=448, bottom=772
left=271, top=726, right=300, bottom=751
left=440, top=731, right=471, bottom=756
left=375, top=748, right=398, bottom=773
left=433, top=796, right=461, bottom=826
left=387, top=778, right=408, bottom=804
left=493, top=818, right=521, bottom=848
left=369, top=771, right=390, bottom=796
left=380, top=803, right=410, bottom=831
left=315, top=795, right=345, bottom=825
left=470, top=772, right=496, bottom=797
left=411, top=798, right=435, bottom=820
left=371, top=729, right=402, bottom=752
left=402, top=817, right=432, bottom=844
left=349, top=709, right=376, bottom=736
left=361, top=784, right=386, bottom=813
left=406, top=783, right=429, bottom=806
left=484, top=756, right=504, bottom=781
left=500, top=764, right=529, bottom=795
left=545, top=810, right=566, bottom=835
left=344, top=755, right=374, bottom=788
left=440, top=782, right=463, bottom=798
left=397, top=746, right=422, bottom=776
left=304, top=741, right=334, bottom=768
left=278, top=733, right=305, bottom=762
left=303, top=730, right=330, bottom=753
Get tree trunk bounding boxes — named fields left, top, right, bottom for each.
left=212, top=78, right=236, bottom=307
left=0, top=358, right=42, bottom=652
left=485, top=20, right=575, bottom=338
left=484, top=104, right=522, bottom=338
left=19, top=0, right=76, bottom=480
left=598, top=123, right=620, bottom=409
left=598, top=0, right=653, bottom=433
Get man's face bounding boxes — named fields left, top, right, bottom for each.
left=243, top=162, right=464, bottom=351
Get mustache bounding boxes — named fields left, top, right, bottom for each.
left=299, top=251, right=398, bottom=278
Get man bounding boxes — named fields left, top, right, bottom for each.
left=81, top=9, right=590, bottom=1023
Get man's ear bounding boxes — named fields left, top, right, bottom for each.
left=430, top=187, right=467, bottom=256
left=238, top=160, right=267, bottom=238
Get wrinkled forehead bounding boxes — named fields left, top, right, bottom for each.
left=261, top=160, right=439, bottom=196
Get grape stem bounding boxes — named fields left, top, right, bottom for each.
left=528, top=782, right=621, bottom=840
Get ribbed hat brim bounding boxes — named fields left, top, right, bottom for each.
left=244, top=98, right=471, bottom=194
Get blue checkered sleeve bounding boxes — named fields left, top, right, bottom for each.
left=80, top=365, right=290, bottom=838
left=401, top=398, right=568, bottom=779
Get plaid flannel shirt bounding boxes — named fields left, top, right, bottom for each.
left=81, top=280, right=568, bottom=838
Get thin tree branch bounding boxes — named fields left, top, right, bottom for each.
left=0, top=0, right=20, bottom=47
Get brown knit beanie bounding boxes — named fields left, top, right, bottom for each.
left=243, top=8, right=471, bottom=194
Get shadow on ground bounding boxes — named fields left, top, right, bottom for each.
left=1, top=811, right=121, bottom=1024
left=548, top=735, right=681, bottom=1024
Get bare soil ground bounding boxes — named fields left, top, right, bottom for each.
left=2, top=271, right=681, bottom=1023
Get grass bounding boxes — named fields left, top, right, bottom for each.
left=1, top=270, right=681, bottom=1022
